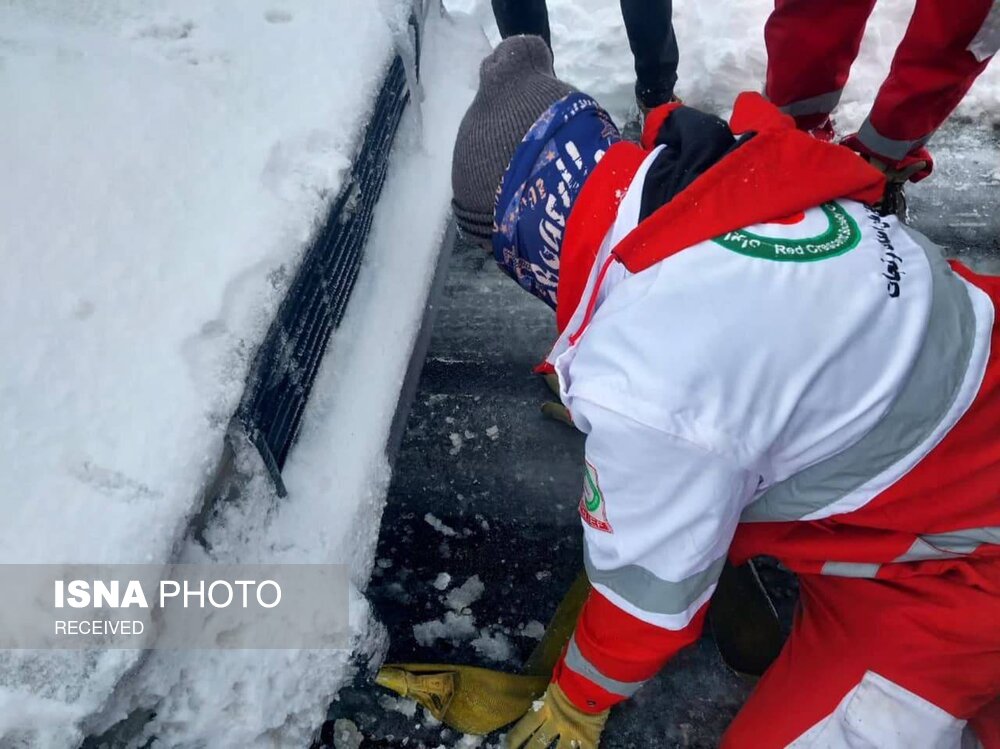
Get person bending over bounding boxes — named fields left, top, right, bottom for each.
left=451, top=35, right=1000, bottom=749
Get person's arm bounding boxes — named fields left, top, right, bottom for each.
left=555, top=399, right=756, bottom=713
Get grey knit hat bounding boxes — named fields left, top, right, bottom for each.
left=452, top=35, right=576, bottom=246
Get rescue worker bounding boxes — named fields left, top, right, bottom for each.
left=450, top=36, right=1000, bottom=748
left=764, top=0, right=998, bottom=212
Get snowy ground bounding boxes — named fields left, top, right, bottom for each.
left=0, top=1, right=486, bottom=746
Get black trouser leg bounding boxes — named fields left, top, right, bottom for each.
left=619, top=0, right=678, bottom=107
left=491, top=0, right=552, bottom=49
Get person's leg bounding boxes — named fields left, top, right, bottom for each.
left=845, top=0, right=996, bottom=178
left=764, top=0, right=876, bottom=132
left=618, top=0, right=678, bottom=109
left=491, top=0, right=551, bottom=49
left=722, top=564, right=1000, bottom=748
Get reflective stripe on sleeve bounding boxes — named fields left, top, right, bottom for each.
left=584, top=549, right=725, bottom=617
left=742, top=230, right=976, bottom=524
left=563, top=635, right=646, bottom=698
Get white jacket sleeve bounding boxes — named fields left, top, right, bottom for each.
left=571, top=397, right=758, bottom=630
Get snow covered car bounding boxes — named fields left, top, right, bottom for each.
left=0, top=1, right=486, bottom=746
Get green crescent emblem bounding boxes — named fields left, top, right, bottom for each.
left=584, top=464, right=602, bottom=512
left=713, top=202, right=861, bottom=262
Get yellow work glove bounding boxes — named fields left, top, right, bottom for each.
left=539, top=372, right=574, bottom=427
left=505, top=683, right=609, bottom=749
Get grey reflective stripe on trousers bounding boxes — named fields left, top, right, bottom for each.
left=857, top=118, right=932, bottom=161
left=564, top=635, right=646, bottom=698
left=821, top=561, right=882, bottom=578
left=922, top=526, right=1000, bottom=555
left=742, top=228, right=976, bottom=524
left=822, top=526, right=1000, bottom=578
left=777, top=89, right=843, bottom=117
left=584, top=547, right=725, bottom=616
left=969, top=0, right=1000, bottom=62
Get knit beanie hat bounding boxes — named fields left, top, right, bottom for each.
left=452, top=35, right=576, bottom=245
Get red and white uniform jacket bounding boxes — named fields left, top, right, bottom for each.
left=547, top=94, right=1000, bottom=713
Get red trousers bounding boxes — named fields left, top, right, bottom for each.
left=722, top=560, right=1000, bottom=748
left=764, top=0, right=997, bottom=168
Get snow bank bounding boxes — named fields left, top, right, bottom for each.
left=0, top=0, right=486, bottom=745
left=87, top=7, right=489, bottom=748
left=1, top=0, right=398, bottom=566
left=445, top=0, right=1000, bottom=129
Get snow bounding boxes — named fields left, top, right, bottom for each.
left=417, top=574, right=513, bottom=662
left=444, top=0, right=1000, bottom=129
left=519, top=620, right=547, bottom=640
left=105, top=8, right=488, bottom=748
left=445, top=575, right=486, bottom=611
left=433, top=572, right=453, bottom=590
left=331, top=718, right=365, bottom=749
left=471, top=630, right=514, bottom=662
left=426, top=511, right=460, bottom=536
left=413, top=611, right=479, bottom=646
left=0, top=0, right=487, bottom=746
left=451, top=734, right=486, bottom=748
left=379, top=694, right=419, bottom=718
left=428, top=734, right=484, bottom=748
left=1, top=0, right=397, bottom=566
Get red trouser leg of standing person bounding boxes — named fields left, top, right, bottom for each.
left=764, top=0, right=877, bottom=130
left=852, top=0, right=996, bottom=170
left=721, top=561, right=1000, bottom=748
